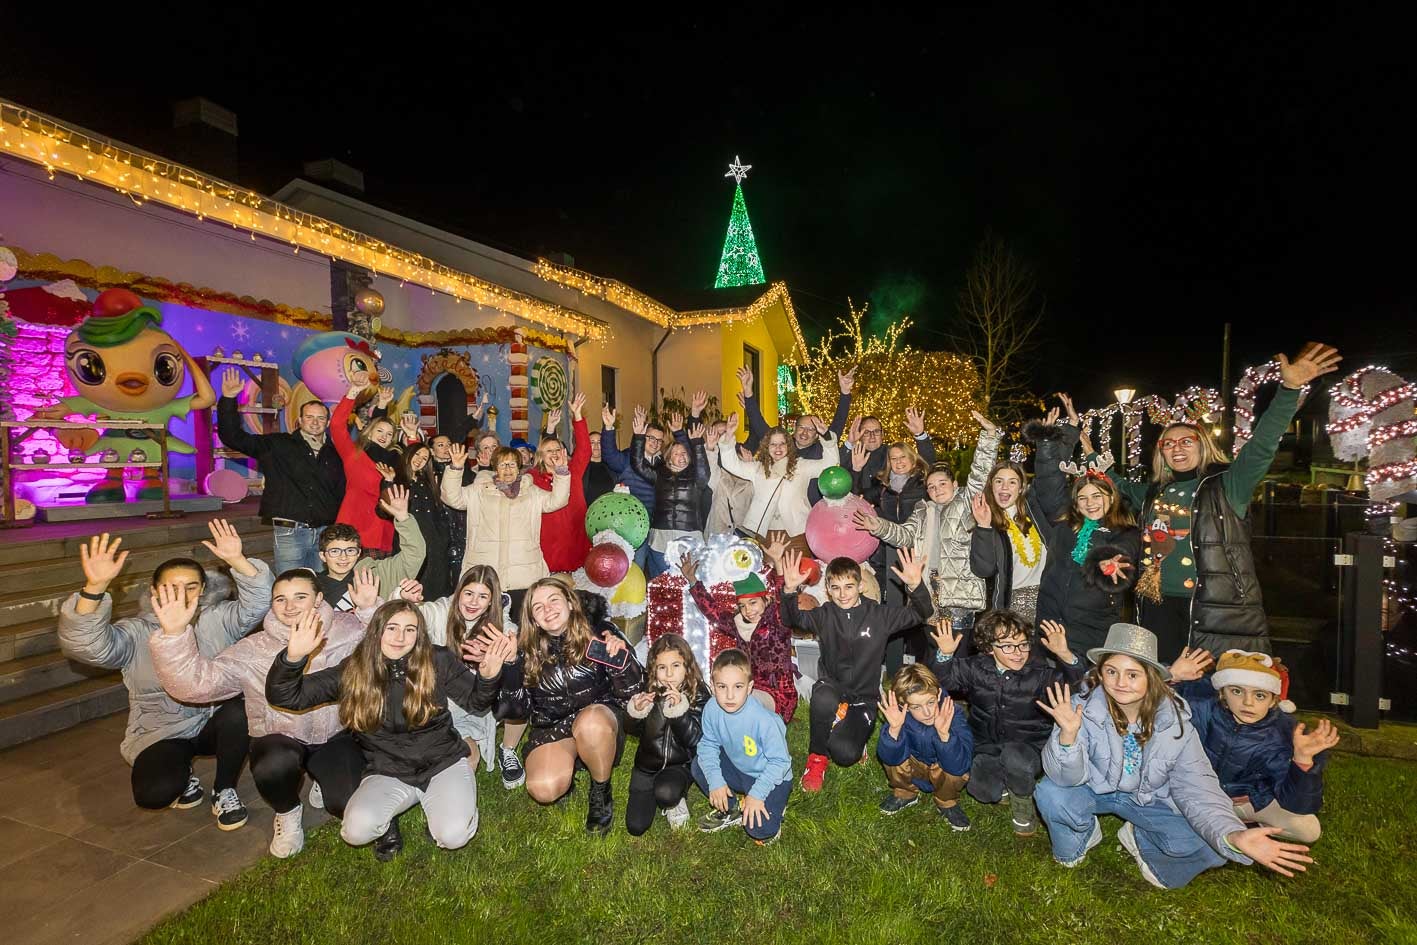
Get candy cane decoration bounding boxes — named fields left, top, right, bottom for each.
left=1327, top=366, right=1417, bottom=500
left=507, top=330, right=530, bottom=439
left=1234, top=361, right=1309, bottom=452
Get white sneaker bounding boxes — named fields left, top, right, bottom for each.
left=1055, top=817, right=1103, bottom=868
left=1117, top=821, right=1166, bottom=888
left=270, top=805, right=305, bottom=859
left=665, top=798, right=690, bottom=830
left=308, top=781, right=324, bottom=810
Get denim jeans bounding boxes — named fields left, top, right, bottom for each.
left=272, top=523, right=325, bottom=575
left=1035, top=778, right=1229, bottom=888
left=692, top=751, right=791, bottom=841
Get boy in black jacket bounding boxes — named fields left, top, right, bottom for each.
left=929, top=610, right=1087, bottom=837
left=779, top=548, right=933, bottom=793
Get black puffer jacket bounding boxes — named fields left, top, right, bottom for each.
left=630, top=433, right=710, bottom=532
left=266, top=645, right=492, bottom=790
left=484, top=594, right=645, bottom=730
left=969, top=490, right=1052, bottom=611
left=861, top=470, right=930, bottom=603
left=625, top=685, right=709, bottom=771
left=930, top=651, right=1087, bottom=750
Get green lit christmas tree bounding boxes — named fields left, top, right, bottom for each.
left=714, top=156, right=766, bottom=288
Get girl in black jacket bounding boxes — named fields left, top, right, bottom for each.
left=266, top=600, right=500, bottom=861
left=631, top=415, right=711, bottom=579
left=623, top=633, right=709, bottom=835
left=479, top=577, right=645, bottom=834
left=399, top=444, right=453, bottom=601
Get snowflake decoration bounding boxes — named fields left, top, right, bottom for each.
left=231, top=322, right=251, bottom=342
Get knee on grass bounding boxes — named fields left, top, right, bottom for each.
left=526, top=773, right=573, bottom=805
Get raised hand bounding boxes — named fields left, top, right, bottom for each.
left=735, top=366, right=754, bottom=394
left=152, top=582, right=199, bottom=637
left=1227, top=827, right=1313, bottom=877
left=1038, top=620, right=1075, bottom=663
left=763, top=532, right=790, bottom=570
left=878, top=688, right=907, bottom=734
left=933, top=693, right=957, bottom=742
left=220, top=368, right=244, bottom=399
left=1043, top=406, right=1060, bottom=427
left=397, top=579, right=424, bottom=603
left=970, top=492, right=992, bottom=528
left=79, top=533, right=129, bottom=591
left=847, top=416, right=863, bottom=446
left=469, top=391, right=489, bottom=420
left=460, top=635, right=489, bottom=666
left=478, top=631, right=517, bottom=678
left=928, top=616, right=961, bottom=656
left=704, top=424, right=721, bottom=450
left=688, top=422, right=706, bottom=441
left=905, top=406, right=926, bottom=437
left=601, top=403, right=617, bottom=428
left=374, top=462, right=397, bottom=483
left=1278, top=343, right=1341, bottom=390
left=781, top=548, right=809, bottom=592
left=399, top=413, right=421, bottom=438
left=379, top=484, right=410, bottom=521
left=1035, top=683, right=1084, bottom=745
left=969, top=409, right=998, bottom=436
left=631, top=405, right=648, bottom=435
left=1058, top=392, right=1079, bottom=426
left=569, top=392, right=586, bottom=421
left=448, top=443, right=468, bottom=469
left=1099, top=554, right=1133, bottom=585
left=890, top=547, right=925, bottom=590
left=1292, top=718, right=1340, bottom=765
left=545, top=407, right=563, bottom=432
left=1168, top=647, right=1214, bottom=683
left=722, top=412, right=739, bottom=434
left=347, top=368, right=370, bottom=393
left=851, top=507, right=878, bottom=533
left=376, top=384, right=395, bottom=408
left=690, top=389, right=708, bottom=416
left=838, top=366, right=856, bottom=395
left=201, top=518, right=245, bottom=564
left=349, top=568, right=380, bottom=611
left=668, top=411, right=685, bottom=433
left=286, top=606, right=327, bottom=661
left=850, top=440, right=869, bottom=471
left=679, top=553, right=699, bottom=586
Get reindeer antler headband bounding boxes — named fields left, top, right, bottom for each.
left=1059, top=451, right=1115, bottom=480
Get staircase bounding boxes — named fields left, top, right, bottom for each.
left=0, top=502, right=270, bottom=750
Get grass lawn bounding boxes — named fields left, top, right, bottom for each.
left=141, top=716, right=1417, bottom=945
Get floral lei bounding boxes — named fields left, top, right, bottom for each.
left=1006, top=517, right=1042, bottom=568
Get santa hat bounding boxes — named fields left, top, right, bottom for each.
left=1211, top=649, right=1295, bottom=713
left=733, top=573, right=769, bottom=599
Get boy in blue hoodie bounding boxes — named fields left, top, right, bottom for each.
left=877, top=664, right=974, bottom=830
left=693, top=648, right=794, bottom=844
left=1177, top=649, right=1338, bottom=844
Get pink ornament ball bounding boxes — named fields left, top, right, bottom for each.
left=584, top=543, right=630, bottom=588
left=804, top=495, right=880, bottom=563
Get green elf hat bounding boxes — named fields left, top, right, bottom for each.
left=78, top=288, right=163, bottom=348
left=733, top=573, right=770, bottom=599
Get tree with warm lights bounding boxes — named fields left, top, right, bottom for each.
left=791, top=302, right=982, bottom=446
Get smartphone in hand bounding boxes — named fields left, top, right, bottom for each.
left=586, top=636, right=629, bottom=671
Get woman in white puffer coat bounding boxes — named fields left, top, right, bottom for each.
left=716, top=415, right=840, bottom=540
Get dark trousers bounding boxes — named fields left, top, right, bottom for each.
left=130, top=697, right=250, bottom=809
left=967, top=741, right=1043, bottom=803
left=807, top=681, right=876, bottom=766
left=625, top=764, right=692, bottom=836
left=1139, top=595, right=1190, bottom=664
left=692, top=751, right=791, bottom=841
left=249, top=731, right=365, bottom=818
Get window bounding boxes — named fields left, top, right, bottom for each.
left=601, top=365, right=618, bottom=410
left=743, top=345, right=762, bottom=402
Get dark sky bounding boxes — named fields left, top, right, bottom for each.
left=5, top=6, right=1414, bottom=408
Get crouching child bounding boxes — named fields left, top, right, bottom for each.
left=877, top=664, right=974, bottom=829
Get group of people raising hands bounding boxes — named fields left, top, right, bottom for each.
left=61, top=338, right=1343, bottom=890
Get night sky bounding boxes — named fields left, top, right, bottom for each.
left=5, top=7, right=1413, bottom=409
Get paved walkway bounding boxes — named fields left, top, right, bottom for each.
left=0, top=713, right=326, bottom=945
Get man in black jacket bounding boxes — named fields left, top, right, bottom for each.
left=216, top=369, right=345, bottom=573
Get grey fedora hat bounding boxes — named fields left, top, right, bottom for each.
left=1086, top=623, right=1171, bottom=680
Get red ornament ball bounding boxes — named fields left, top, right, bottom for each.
left=93, top=288, right=144, bottom=318
left=584, top=543, right=630, bottom=588
left=800, top=557, right=822, bottom=587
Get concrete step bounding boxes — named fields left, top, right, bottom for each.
left=0, top=510, right=266, bottom=568
left=0, top=650, right=112, bottom=704
left=0, top=674, right=127, bottom=751
left=0, top=601, right=143, bottom=663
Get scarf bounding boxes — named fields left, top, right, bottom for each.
left=733, top=613, right=760, bottom=642
left=1071, top=517, right=1100, bottom=565
left=889, top=472, right=910, bottom=493
left=495, top=479, right=522, bottom=499
left=300, top=429, right=328, bottom=454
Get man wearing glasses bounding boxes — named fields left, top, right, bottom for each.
left=311, top=486, right=426, bottom=612
left=840, top=410, right=938, bottom=489
left=600, top=403, right=669, bottom=569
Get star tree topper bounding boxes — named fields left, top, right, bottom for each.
left=725, top=156, right=752, bottom=183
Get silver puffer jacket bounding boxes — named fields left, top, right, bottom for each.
left=869, top=426, right=1000, bottom=612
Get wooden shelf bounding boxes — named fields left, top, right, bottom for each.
left=206, top=356, right=274, bottom=368
left=9, top=462, right=164, bottom=470
left=2, top=419, right=165, bottom=431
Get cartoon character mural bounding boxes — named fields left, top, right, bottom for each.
left=43, top=288, right=215, bottom=502
left=285, top=330, right=384, bottom=430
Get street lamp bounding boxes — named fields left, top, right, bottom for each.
left=1114, top=388, right=1136, bottom=474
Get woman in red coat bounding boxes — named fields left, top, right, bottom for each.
left=330, top=374, right=398, bottom=554
left=530, top=392, right=591, bottom=573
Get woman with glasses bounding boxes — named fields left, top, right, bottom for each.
left=1086, top=343, right=1341, bottom=661
left=441, top=441, right=570, bottom=616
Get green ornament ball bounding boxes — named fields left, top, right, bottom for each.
left=585, top=492, right=650, bottom=547
left=817, top=465, right=853, bottom=500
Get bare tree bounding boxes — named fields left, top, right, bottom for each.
left=951, top=233, right=1045, bottom=422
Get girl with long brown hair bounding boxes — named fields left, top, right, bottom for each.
left=475, top=576, right=645, bottom=834
left=969, top=448, right=1053, bottom=624
left=715, top=413, right=840, bottom=539
left=623, top=633, right=711, bottom=835
left=266, top=599, right=509, bottom=861
left=397, top=444, right=452, bottom=600
left=1033, top=623, right=1314, bottom=888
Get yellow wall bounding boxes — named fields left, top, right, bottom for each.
left=719, top=306, right=783, bottom=426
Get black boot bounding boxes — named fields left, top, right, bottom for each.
left=585, top=778, right=614, bottom=836
left=373, top=817, right=404, bottom=861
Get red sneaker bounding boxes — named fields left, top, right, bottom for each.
left=801, top=753, right=829, bottom=792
